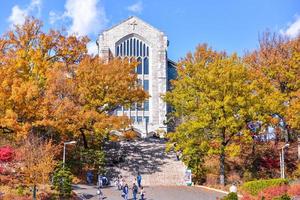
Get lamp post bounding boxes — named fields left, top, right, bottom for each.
left=280, top=143, right=289, bottom=179
left=63, top=141, right=77, bottom=168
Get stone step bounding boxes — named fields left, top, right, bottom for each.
left=106, top=138, right=187, bottom=186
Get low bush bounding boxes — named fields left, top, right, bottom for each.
left=287, top=184, right=300, bottom=196
left=258, top=185, right=289, bottom=200
left=222, top=192, right=238, bottom=200
left=241, top=178, right=289, bottom=196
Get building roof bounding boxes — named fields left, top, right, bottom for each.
left=101, top=16, right=165, bottom=35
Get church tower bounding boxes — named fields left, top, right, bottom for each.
left=97, top=16, right=174, bottom=137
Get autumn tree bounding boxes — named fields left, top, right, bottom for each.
left=18, top=136, right=59, bottom=188
left=0, top=18, right=88, bottom=140
left=165, top=44, right=273, bottom=185
left=41, top=56, right=147, bottom=148
left=245, top=33, right=300, bottom=137
left=0, top=18, right=147, bottom=149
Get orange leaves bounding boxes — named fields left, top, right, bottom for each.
left=0, top=17, right=147, bottom=146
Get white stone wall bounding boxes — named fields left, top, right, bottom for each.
left=98, top=16, right=168, bottom=136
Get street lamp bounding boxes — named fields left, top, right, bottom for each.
left=280, top=143, right=289, bottom=179
left=63, top=141, right=77, bottom=168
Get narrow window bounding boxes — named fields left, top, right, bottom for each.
left=133, top=38, right=136, bottom=56
left=129, top=39, right=132, bottom=56
left=144, top=101, right=149, bottom=111
left=143, top=44, right=146, bottom=57
left=120, top=43, right=123, bottom=56
left=126, top=40, right=129, bottom=56
left=137, top=57, right=142, bottom=74
left=144, top=116, right=149, bottom=123
left=143, top=57, right=149, bottom=74
left=140, top=41, right=143, bottom=57
left=143, top=80, right=149, bottom=91
left=146, top=46, right=149, bottom=56
left=116, top=46, right=119, bottom=56
left=137, top=116, right=143, bottom=123
left=137, top=39, right=139, bottom=56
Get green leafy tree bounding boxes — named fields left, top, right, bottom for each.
left=165, top=44, right=273, bottom=185
left=52, top=164, right=73, bottom=197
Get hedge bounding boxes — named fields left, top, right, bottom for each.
left=241, top=178, right=289, bottom=196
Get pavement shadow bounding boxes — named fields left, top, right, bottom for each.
left=104, top=137, right=174, bottom=179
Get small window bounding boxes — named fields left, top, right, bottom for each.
left=116, top=46, right=119, bottom=56
left=133, top=38, right=136, bottom=56
left=143, top=80, right=149, bottom=91
left=130, top=39, right=132, bottom=56
left=137, top=116, right=143, bottom=123
left=146, top=46, right=149, bottom=56
left=143, top=57, right=149, bottom=74
left=144, top=116, right=149, bottom=123
left=120, top=43, right=123, bottom=56
left=137, top=57, right=142, bottom=74
left=140, top=41, right=143, bottom=57
left=137, top=39, right=139, bottom=56
left=126, top=40, right=129, bottom=56
left=144, top=101, right=149, bottom=111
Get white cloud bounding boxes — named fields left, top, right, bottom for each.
left=8, top=0, right=42, bottom=27
left=49, top=11, right=62, bottom=24
left=50, top=0, right=107, bottom=37
left=87, top=41, right=98, bottom=55
left=280, top=15, right=300, bottom=38
left=127, top=1, right=143, bottom=14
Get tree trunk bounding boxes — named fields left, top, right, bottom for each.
left=219, top=145, right=225, bottom=186
left=80, top=128, right=88, bottom=149
left=219, top=127, right=226, bottom=186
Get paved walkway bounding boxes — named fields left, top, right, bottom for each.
left=73, top=184, right=227, bottom=200
left=105, top=138, right=186, bottom=186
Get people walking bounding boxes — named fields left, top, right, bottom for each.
left=122, top=183, right=129, bottom=200
left=120, top=176, right=125, bottom=190
left=115, top=177, right=120, bottom=190
left=137, top=173, right=142, bottom=188
left=98, top=174, right=103, bottom=188
left=132, top=182, right=138, bottom=200
left=97, top=187, right=103, bottom=200
left=86, top=170, right=93, bottom=185
left=140, top=186, right=145, bottom=200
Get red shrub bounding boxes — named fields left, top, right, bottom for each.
left=0, top=146, right=14, bottom=162
left=288, top=184, right=300, bottom=196
left=241, top=194, right=256, bottom=200
left=261, top=157, right=279, bottom=169
left=258, top=185, right=289, bottom=200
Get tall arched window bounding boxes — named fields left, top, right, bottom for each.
left=115, top=36, right=150, bottom=121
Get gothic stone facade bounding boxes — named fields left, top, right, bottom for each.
left=97, top=16, right=176, bottom=137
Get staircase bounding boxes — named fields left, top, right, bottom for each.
left=105, top=138, right=186, bottom=186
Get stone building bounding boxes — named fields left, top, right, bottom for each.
left=97, top=16, right=176, bottom=137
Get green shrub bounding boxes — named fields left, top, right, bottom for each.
left=273, top=194, right=291, bottom=200
left=241, top=178, right=289, bottom=196
left=52, top=165, right=73, bottom=197
left=221, top=192, right=238, bottom=200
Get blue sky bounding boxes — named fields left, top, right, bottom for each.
left=0, top=0, right=299, bottom=61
